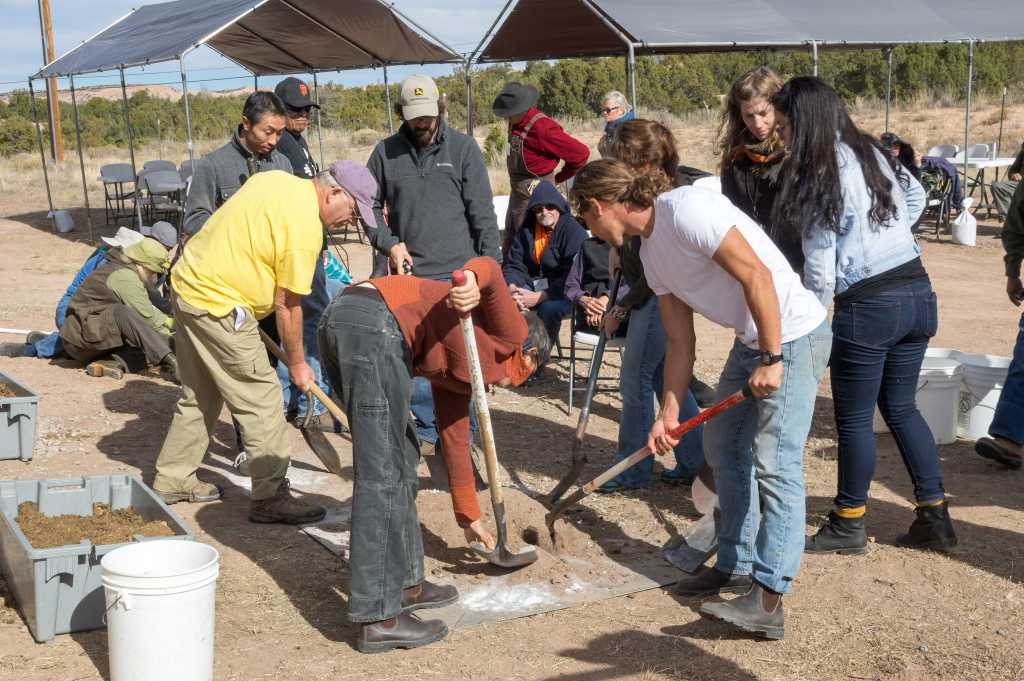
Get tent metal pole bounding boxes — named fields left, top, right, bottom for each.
left=468, top=0, right=516, bottom=64
left=579, top=0, right=638, bottom=108
left=383, top=64, right=395, bottom=134
left=312, top=71, right=325, bottom=166
left=465, top=64, right=473, bottom=135
left=119, top=68, right=138, bottom=183
left=963, top=40, right=974, bottom=185
left=627, top=42, right=637, bottom=111
left=27, top=78, right=55, bottom=217
left=996, top=85, right=1007, bottom=160
left=69, top=75, right=94, bottom=241
left=811, top=40, right=819, bottom=77
left=254, top=75, right=258, bottom=92
left=884, top=48, right=893, bottom=133
left=180, top=58, right=195, bottom=168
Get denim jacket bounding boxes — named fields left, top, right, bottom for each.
left=802, top=143, right=926, bottom=306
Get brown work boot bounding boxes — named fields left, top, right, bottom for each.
left=401, top=580, right=458, bottom=613
left=975, top=436, right=1023, bottom=469
left=85, top=355, right=129, bottom=380
left=358, top=612, right=448, bottom=654
left=249, top=481, right=326, bottom=525
left=155, top=479, right=222, bottom=505
left=159, top=352, right=179, bottom=384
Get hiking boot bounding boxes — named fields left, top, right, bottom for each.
left=85, top=355, right=129, bottom=380
left=25, top=331, right=47, bottom=345
left=401, top=580, right=459, bottom=613
left=0, top=343, right=26, bottom=358
left=700, top=582, right=784, bottom=640
left=249, top=482, right=326, bottom=525
left=358, top=612, right=448, bottom=654
left=297, top=413, right=343, bottom=475
left=155, top=480, right=222, bottom=505
left=159, top=352, right=179, bottom=383
left=896, top=501, right=957, bottom=552
left=805, top=511, right=868, bottom=555
left=674, top=566, right=752, bottom=597
left=975, top=436, right=1023, bottom=469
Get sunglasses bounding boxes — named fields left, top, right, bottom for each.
left=287, top=106, right=312, bottom=117
left=532, top=204, right=560, bottom=213
left=600, top=107, right=619, bottom=114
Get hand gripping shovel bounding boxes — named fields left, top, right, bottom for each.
left=546, top=270, right=624, bottom=506
left=452, top=270, right=538, bottom=569
left=258, top=328, right=346, bottom=476
left=545, top=387, right=752, bottom=539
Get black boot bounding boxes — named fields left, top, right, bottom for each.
left=700, top=582, right=784, bottom=640
left=897, top=501, right=957, bottom=552
left=804, top=511, right=867, bottom=555
left=674, top=566, right=752, bottom=597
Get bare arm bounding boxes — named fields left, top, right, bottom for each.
left=647, top=294, right=697, bottom=455
left=712, top=227, right=783, bottom=397
left=274, top=286, right=313, bottom=391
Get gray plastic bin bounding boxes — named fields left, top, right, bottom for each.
left=0, top=371, right=40, bottom=462
left=0, top=474, right=193, bottom=641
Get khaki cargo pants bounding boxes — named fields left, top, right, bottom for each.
left=154, top=296, right=289, bottom=500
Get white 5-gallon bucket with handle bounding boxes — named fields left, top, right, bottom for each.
left=102, top=540, right=219, bottom=681
left=872, top=355, right=964, bottom=445
left=957, top=353, right=1012, bottom=441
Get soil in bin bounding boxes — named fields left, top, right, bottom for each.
left=0, top=384, right=16, bottom=398
left=15, top=502, right=174, bottom=549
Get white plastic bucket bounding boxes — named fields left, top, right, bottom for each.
left=872, top=356, right=964, bottom=444
left=102, top=540, right=219, bottom=681
left=48, top=209, right=74, bottom=233
left=957, top=353, right=1012, bottom=441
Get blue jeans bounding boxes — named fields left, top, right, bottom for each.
left=318, top=290, right=424, bottom=622
left=705, top=319, right=831, bottom=593
left=534, top=298, right=572, bottom=343
left=831, top=279, right=945, bottom=507
left=25, top=332, right=63, bottom=358
left=610, top=296, right=704, bottom=487
left=989, top=312, right=1024, bottom=445
left=277, top=255, right=331, bottom=419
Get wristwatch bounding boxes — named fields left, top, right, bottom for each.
left=759, top=351, right=784, bottom=366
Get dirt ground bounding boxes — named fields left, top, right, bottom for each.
left=0, top=201, right=1023, bottom=681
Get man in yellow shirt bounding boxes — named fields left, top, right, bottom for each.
left=154, top=163, right=378, bottom=524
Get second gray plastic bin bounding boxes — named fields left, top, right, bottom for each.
left=0, top=474, right=193, bottom=641
left=0, top=371, right=40, bottom=461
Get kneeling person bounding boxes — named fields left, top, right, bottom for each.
left=60, top=237, right=177, bottom=379
left=318, top=256, right=547, bottom=653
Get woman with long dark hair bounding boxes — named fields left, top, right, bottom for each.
left=770, top=77, right=956, bottom=555
left=718, top=67, right=801, bottom=269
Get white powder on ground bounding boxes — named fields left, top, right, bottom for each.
left=459, top=582, right=561, bottom=613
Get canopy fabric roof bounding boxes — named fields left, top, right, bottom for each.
left=478, top=0, right=1024, bottom=62
left=36, top=0, right=461, bottom=79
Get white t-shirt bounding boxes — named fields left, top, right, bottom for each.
left=640, top=186, right=826, bottom=348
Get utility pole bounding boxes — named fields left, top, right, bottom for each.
left=38, top=0, right=64, bottom=163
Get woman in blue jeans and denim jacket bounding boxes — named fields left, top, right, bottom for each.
left=771, top=77, right=958, bottom=554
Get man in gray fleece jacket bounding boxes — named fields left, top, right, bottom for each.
left=183, top=92, right=293, bottom=236
left=366, top=75, right=500, bottom=281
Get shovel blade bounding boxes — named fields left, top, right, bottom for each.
left=662, top=513, right=718, bottom=573
left=469, top=541, right=539, bottom=569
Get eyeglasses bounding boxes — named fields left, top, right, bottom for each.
left=600, top=107, right=620, bottom=115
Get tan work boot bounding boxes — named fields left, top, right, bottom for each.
left=155, top=479, right=222, bottom=505
left=249, top=481, right=326, bottom=525
left=85, top=355, right=129, bottom=380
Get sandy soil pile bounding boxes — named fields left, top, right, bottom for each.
left=15, top=502, right=174, bottom=549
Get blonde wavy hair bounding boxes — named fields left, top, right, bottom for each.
left=717, top=66, right=784, bottom=171
left=570, top=159, right=672, bottom=217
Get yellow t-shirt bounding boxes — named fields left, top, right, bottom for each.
left=172, top=171, right=322, bottom=319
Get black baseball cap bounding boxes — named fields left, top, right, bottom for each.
left=274, top=77, right=320, bottom=110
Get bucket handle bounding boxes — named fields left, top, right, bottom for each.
left=102, top=590, right=133, bottom=623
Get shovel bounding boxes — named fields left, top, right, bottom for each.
left=546, top=270, right=623, bottom=506
left=258, top=328, right=346, bottom=476
left=546, top=387, right=751, bottom=539
left=452, top=269, right=538, bottom=569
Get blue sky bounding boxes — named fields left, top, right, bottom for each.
left=0, top=0, right=511, bottom=93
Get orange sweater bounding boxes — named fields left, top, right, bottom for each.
left=370, top=257, right=529, bottom=526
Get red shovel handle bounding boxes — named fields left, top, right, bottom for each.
left=666, top=385, right=752, bottom=440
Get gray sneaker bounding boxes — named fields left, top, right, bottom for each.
left=249, top=482, right=326, bottom=525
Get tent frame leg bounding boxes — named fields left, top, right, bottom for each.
left=465, top=63, right=473, bottom=135
left=28, top=78, right=55, bottom=220
left=884, top=48, right=894, bottom=133
left=383, top=64, right=394, bottom=135
left=811, top=40, right=819, bottom=77
left=963, top=40, right=974, bottom=189
left=119, top=68, right=141, bottom=228
left=313, top=71, right=325, bottom=166
left=69, top=74, right=94, bottom=241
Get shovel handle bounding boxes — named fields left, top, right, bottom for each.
left=451, top=270, right=505, bottom=513
left=547, top=387, right=751, bottom=522
left=258, top=328, right=349, bottom=431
